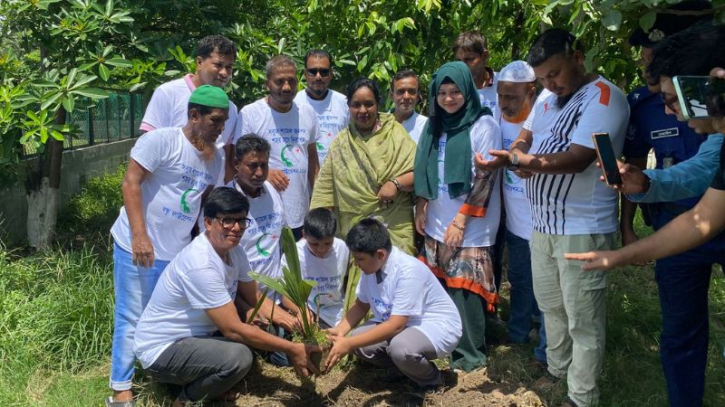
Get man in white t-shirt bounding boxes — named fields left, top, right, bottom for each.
left=235, top=55, right=320, bottom=240
left=282, top=208, right=350, bottom=328
left=140, top=35, right=239, bottom=185
left=496, top=61, right=547, bottom=365
left=453, top=30, right=500, bottom=121
left=325, top=219, right=462, bottom=390
left=134, top=187, right=318, bottom=407
left=391, top=69, right=428, bottom=144
left=228, top=134, right=301, bottom=367
left=294, top=50, right=348, bottom=165
left=476, top=29, right=629, bottom=407
left=107, top=86, right=229, bottom=407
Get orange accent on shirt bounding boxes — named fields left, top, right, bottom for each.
left=595, top=82, right=611, bottom=106
left=459, top=203, right=487, bottom=218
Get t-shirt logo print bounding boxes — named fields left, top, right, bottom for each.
left=180, top=188, right=198, bottom=214
left=280, top=144, right=302, bottom=168
left=255, top=233, right=277, bottom=257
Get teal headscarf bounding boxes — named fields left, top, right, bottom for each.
left=414, top=61, right=491, bottom=200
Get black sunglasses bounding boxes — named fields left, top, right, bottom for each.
left=306, top=68, right=331, bottom=77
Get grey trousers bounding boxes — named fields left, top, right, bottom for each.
left=146, top=336, right=253, bottom=402
left=352, top=322, right=441, bottom=387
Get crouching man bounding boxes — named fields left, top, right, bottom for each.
left=324, top=218, right=462, bottom=389
left=133, top=187, right=319, bottom=406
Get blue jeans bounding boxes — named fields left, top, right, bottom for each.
left=506, top=229, right=547, bottom=363
left=110, top=243, right=169, bottom=391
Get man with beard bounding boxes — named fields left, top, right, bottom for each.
left=476, top=29, right=629, bottom=407
left=140, top=35, right=239, bottom=185
left=235, top=55, right=320, bottom=241
left=495, top=61, right=547, bottom=367
left=390, top=69, right=428, bottom=143
left=294, top=50, right=349, bottom=165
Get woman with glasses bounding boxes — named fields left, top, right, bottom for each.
left=311, top=77, right=417, bottom=255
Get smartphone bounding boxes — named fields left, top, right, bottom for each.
left=673, top=75, right=725, bottom=119
left=592, top=133, right=622, bottom=187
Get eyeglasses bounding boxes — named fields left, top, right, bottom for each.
left=306, top=68, right=331, bottom=77
left=661, top=92, right=679, bottom=113
left=215, top=217, right=252, bottom=229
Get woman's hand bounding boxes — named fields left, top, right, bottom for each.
left=377, top=181, right=398, bottom=206
left=443, top=213, right=466, bottom=247
left=415, top=199, right=428, bottom=235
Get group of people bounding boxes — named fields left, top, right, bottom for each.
left=105, top=2, right=725, bottom=407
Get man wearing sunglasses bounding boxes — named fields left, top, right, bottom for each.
left=294, top=49, right=349, bottom=165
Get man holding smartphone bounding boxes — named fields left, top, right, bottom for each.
left=569, top=22, right=725, bottom=407
left=476, top=29, right=629, bottom=407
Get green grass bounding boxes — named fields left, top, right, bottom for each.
left=1, top=171, right=724, bottom=405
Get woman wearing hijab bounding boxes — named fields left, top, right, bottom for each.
left=414, top=61, right=502, bottom=372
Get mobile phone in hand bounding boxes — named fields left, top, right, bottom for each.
left=673, top=75, right=725, bottom=119
left=592, top=133, right=622, bottom=187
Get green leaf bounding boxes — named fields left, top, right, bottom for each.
left=602, top=10, right=622, bottom=31
left=71, top=88, right=109, bottom=99
left=98, top=64, right=111, bottom=81
left=105, top=58, right=132, bottom=68
left=62, top=95, right=75, bottom=113
left=639, top=10, right=657, bottom=32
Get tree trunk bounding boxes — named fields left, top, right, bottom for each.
left=26, top=107, right=64, bottom=249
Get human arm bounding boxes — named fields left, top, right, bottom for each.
left=377, top=171, right=413, bottom=202
left=325, top=314, right=408, bottom=370
left=565, top=186, right=725, bottom=270
left=205, top=300, right=319, bottom=376
left=307, top=143, right=320, bottom=190
left=619, top=156, right=648, bottom=247
left=238, top=280, right=300, bottom=332
left=223, top=144, right=235, bottom=184
left=310, top=144, right=336, bottom=209
left=626, top=135, right=723, bottom=203
left=475, top=128, right=533, bottom=171
left=415, top=198, right=427, bottom=235
left=121, top=159, right=154, bottom=267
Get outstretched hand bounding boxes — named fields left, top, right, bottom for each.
left=474, top=150, right=510, bottom=171
left=564, top=250, right=622, bottom=271
left=324, top=331, right=351, bottom=371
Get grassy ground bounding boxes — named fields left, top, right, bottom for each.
left=1, top=172, right=723, bottom=406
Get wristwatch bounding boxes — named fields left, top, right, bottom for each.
left=507, top=153, right=520, bottom=171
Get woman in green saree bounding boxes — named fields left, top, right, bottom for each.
left=311, top=78, right=416, bottom=254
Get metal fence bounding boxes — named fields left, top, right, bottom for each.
left=23, top=91, right=143, bottom=156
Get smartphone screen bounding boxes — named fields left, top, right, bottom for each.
left=592, top=133, right=622, bottom=186
left=673, top=76, right=714, bottom=119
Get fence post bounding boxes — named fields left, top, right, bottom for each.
left=88, top=104, right=95, bottom=146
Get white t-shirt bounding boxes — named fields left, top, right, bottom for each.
left=139, top=74, right=238, bottom=185
left=111, top=128, right=222, bottom=261
left=500, top=119, right=532, bottom=240
left=477, top=71, right=500, bottom=122
left=401, top=111, right=429, bottom=144
left=356, top=247, right=462, bottom=358
left=133, top=233, right=253, bottom=368
left=424, top=115, right=502, bottom=247
left=229, top=179, right=286, bottom=299
left=294, top=89, right=348, bottom=165
left=524, top=77, right=629, bottom=235
left=234, top=99, right=319, bottom=228
left=282, top=237, right=350, bottom=327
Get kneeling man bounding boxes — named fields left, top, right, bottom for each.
left=325, top=218, right=462, bottom=389
left=134, top=187, right=318, bottom=406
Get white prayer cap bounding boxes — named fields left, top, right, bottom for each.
left=497, top=60, right=536, bottom=84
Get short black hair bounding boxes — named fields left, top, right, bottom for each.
left=304, top=49, right=332, bottom=68
left=346, top=77, right=382, bottom=106
left=196, top=35, right=236, bottom=60
left=186, top=103, right=227, bottom=119
left=235, top=134, right=271, bottom=160
left=391, top=69, right=419, bottom=91
left=648, top=22, right=725, bottom=83
left=453, top=30, right=487, bottom=55
left=345, top=218, right=392, bottom=255
left=527, top=28, right=584, bottom=68
left=266, top=54, right=297, bottom=78
left=204, top=187, right=249, bottom=218
left=303, top=208, right=337, bottom=239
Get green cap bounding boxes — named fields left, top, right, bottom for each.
left=189, top=85, right=229, bottom=109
